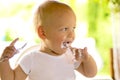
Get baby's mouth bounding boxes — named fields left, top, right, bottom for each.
left=61, top=41, right=71, bottom=48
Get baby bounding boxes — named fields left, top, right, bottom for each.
left=0, top=1, right=97, bottom=80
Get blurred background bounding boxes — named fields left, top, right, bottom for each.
left=0, top=0, right=120, bottom=80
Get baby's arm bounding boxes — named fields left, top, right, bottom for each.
left=74, top=47, right=97, bottom=77
left=0, top=38, right=27, bottom=80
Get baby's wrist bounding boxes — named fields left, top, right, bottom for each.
left=0, top=56, right=9, bottom=63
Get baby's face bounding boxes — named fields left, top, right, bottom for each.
left=43, top=9, right=76, bottom=55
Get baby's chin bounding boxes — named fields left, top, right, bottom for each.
left=58, top=48, right=67, bottom=54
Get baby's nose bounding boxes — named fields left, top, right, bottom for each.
left=67, top=31, right=75, bottom=38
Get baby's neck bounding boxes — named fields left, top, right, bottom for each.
left=40, top=49, right=62, bottom=56
left=39, top=43, right=66, bottom=56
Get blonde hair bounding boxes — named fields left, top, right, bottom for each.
left=33, top=1, right=75, bottom=32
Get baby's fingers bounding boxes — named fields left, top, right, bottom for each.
left=1, top=46, right=17, bottom=62
left=2, top=46, right=17, bottom=58
left=82, top=47, right=88, bottom=56
left=72, top=48, right=82, bottom=61
left=82, top=47, right=89, bottom=60
left=9, top=38, right=19, bottom=46
left=76, top=47, right=88, bottom=60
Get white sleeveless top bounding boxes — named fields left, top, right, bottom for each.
left=19, top=49, right=80, bottom=80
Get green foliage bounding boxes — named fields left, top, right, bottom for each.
left=111, top=0, right=120, bottom=5
left=87, top=0, right=113, bottom=76
left=87, top=0, right=99, bottom=39
left=4, top=29, right=13, bottom=41
left=110, top=0, right=120, bottom=12
left=0, top=2, right=34, bottom=18
left=0, top=2, right=35, bottom=41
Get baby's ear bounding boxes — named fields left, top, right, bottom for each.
left=37, top=26, right=46, bottom=39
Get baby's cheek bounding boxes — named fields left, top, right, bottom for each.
left=54, top=34, right=65, bottom=44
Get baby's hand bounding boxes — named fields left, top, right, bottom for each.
left=73, top=47, right=89, bottom=62
left=0, top=38, right=19, bottom=62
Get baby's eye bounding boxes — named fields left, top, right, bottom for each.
left=61, top=27, right=68, bottom=31
left=71, top=27, right=76, bottom=31
left=73, top=27, right=76, bottom=30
